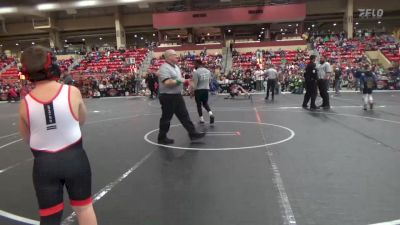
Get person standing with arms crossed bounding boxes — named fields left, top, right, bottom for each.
left=264, top=64, right=278, bottom=101
left=192, top=59, right=215, bottom=124
left=302, top=55, right=319, bottom=110
left=18, top=46, right=97, bottom=225
left=157, top=49, right=205, bottom=145
left=317, top=56, right=332, bottom=109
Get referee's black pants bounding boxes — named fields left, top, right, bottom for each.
left=158, top=94, right=196, bottom=139
left=266, top=79, right=276, bottom=100
left=317, top=79, right=330, bottom=107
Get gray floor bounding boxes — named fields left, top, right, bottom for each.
left=0, top=91, right=400, bottom=225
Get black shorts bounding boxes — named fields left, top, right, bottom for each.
left=194, top=89, right=209, bottom=103
left=32, top=140, right=92, bottom=217
left=363, top=88, right=373, bottom=94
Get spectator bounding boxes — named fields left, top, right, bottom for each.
left=8, top=85, right=18, bottom=102
left=334, top=66, right=342, bottom=95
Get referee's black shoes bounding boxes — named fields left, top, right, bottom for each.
left=189, top=132, right=206, bottom=141
left=158, top=137, right=174, bottom=145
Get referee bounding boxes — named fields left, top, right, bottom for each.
left=157, top=49, right=205, bottom=144
left=192, top=60, right=215, bottom=124
left=264, top=64, right=278, bottom=101
left=317, top=56, right=332, bottom=109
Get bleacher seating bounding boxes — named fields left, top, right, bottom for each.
left=150, top=54, right=222, bottom=74
left=320, top=40, right=365, bottom=61
left=0, top=58, right=74, bottom=85
left=0, top=57, right=18, bottom=85
left=59, top=58, right=74, bottom=73
left=71, top=48, right=148, bottom=75
left=381, top=49, right=400, bottom=63
left=232, top=50, right=309, bottom=69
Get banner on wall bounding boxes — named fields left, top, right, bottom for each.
left=153, top=4, right=306, bottom=29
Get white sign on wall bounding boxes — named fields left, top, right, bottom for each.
left=358, top=9, right=384, bottom=18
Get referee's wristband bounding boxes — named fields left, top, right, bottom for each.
left=176, top=79, right=182, bottom=86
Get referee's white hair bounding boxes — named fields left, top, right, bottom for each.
left=164, top=49, right=177, bottom=58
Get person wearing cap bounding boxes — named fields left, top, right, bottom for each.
left=302, top=55, right=319, bottom=110
left=157, top=49, right=205, bottom=144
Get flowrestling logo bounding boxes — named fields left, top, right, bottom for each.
left=358, top=9, right=384, bottom=18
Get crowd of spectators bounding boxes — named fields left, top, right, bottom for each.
left=226, top=49, right=309, bottom=93
left=312, top=33, right=400, bottom=90
left=1, top=34, right=399, bottom=101
left=68, top=72, right=147, bottom=98
left=0, top=80, right=33, bottom=102
left=219, top=33, right=400, bottom=94
left=70, top=48, right=148, bottom=76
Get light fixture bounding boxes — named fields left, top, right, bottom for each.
left=288, top=24, right=292, bottom=27
left=261, top=27, right=265, bottom=30
left=207, top=33, right=210, bottom=36
left=261, top=31, right=264, bottom=34
left=228, top=29, right=231, bottom=32
left=308, top=27, right=310, bottom=30
left=177, top=35, right=180, bottom=38
left=280, top=28, right=283, bottom=32
left=0, top=7, right=18, bottom=14
left=355, top=22, right=359, bottom=25
left=296, top=23, right=298, bottom=27
left=378, top=21, right=381, bottom=24
left=312, top=24, right=315, bottom=27
left=32, top=42, right=35, bottom=45
left=99, top=37, right=103, bottom=40
left=16, top=43, right=19, bottom=46
left=37, top=3, right=58, bottom=10
left=134, top=34, right=138, bottom=38
left=0, top=44, right=3, bottom=47
left=153, top=33, right=156, bottom=36
left=140, top=37, right=144, bottom=40
left=65, top=40, right=68, bottom=42
left=333, top=23, right=337, bottom=26
left=258, top=35, right=261, bottom=37
left=76, top=0, right=98, bottom=7
left=82, top=38, right=85, bottom=41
